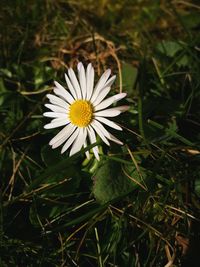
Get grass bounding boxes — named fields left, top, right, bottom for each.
left=1, top=0, right=200, bottom=266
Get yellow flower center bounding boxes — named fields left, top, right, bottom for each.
left=69, top=100, right=93, bottom=127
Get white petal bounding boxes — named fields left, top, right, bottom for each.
left=92, top=120, right=111, bottom=139
left=84, top=140, right=90, bottom=159
left=61, top=127, right=80, bottom=154
left=90, top=69, right=111, bottom=103
left=108, top=133, right=123, bottom=145
left=96, top=69, right=111, bottom=89
left=86, top=63, right=94, bottom=100
left=87, top=126, right=99, bottom=160
left=95, top=93, right=127, bottom=111
left=45, top=104, right=67, bottom=113
left=104, top=105, right=129, bottom=112
left=49, top=123, right=75, bottom=146
left=54, top=81, right=74, bottom=104
left=65, top=73, right=78, bottom=99
left=46, top=94, right=69, bottom=109
left=44, top=118, right=69, bottom=129
left=104, top=75, right=116, bottom=87
left=43, top=112, right=68, bottom=118
left=91, top=122, right=110, bottom=146
left=95, top=109, right=121, bottom=117
left=68, top=68, right=82, bottom=99
left=69, top=127, right=87, bottom=156
left=92, top=120, right=123, bottom=146
left=92, top=86, right=111, bottom=106
left=52, top=127, right=75, bottom=149
left=77, top=62, right=87, bottom=99
left=95, top=116, right=122, bottom=131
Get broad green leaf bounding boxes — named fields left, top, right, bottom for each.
left=157, top=41, right=183, bottom=57
left=177, top=54, right=189, bottom=67
left=195, top=178, right=200, bottom=198
left=41, top=145, right=64, bottom=166
left=182, top=12, right=200, bottom=29
left=0, top=68, right=12, bottom=78
left=93, top=159, right=141, bottom=204
left=117, top=63, right=138, bottom=96
left=29, top=198, right=70, bottom=227
left=26, top=142, right=99, bottom=192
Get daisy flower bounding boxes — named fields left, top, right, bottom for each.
left=43, top=62, right=128, bottom=160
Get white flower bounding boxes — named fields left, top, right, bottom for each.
left=43, top=62, right=128, bottom=160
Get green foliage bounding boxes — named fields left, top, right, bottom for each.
left=93, top=159, right=139, bottom=203
left=1, top=1, right=200, bottom=267
left=118, top=63, right=138, bottom=96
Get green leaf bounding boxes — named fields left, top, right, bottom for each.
left=195, top=178, right=200, bottom=198
left=93, top=160, right=140, bottom=204
left=32, top=147, right=83, bottom=197
left=29, top=198, right=69, bottom=227
left=0, top=68, right=12, bottom=78
left=177, top=54, right=189, bottom=67
left=26, top=142, right=99, bottom=192
left=117, top=63, right=138, bottom=96
left=41, top=145, right=64, bottom=166
left=157, top=41, right=183, bottom=57
left=181, top=12, right=200, bottom=29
